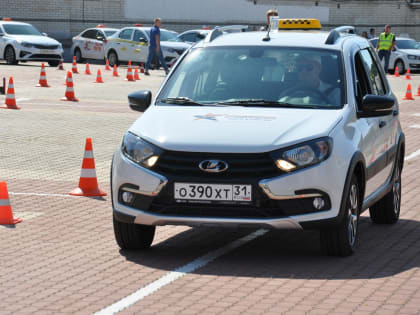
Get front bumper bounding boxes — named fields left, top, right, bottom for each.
left=17, top=46, right=63, bottom=61
left=112, top=149, right=346, bottom=230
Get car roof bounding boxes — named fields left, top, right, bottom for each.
left=0, top=21, right=31, bottom=26
left=194, top=30, right=358, bottom=50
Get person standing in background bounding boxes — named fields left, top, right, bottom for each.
left=145, top=18, right=169, bottom=76
left=376, top=25, right=395, bottom=72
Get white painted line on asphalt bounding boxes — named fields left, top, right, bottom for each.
left=15, top=98, right=31, bottom=102
left=411, top=113, right=420, bottom=117
left=9, top=192, right=75, bottom=198
left=93, top=229, right=268, bottom=315
left=409, top=124, right=420, bottom=129
left=405, top=149, right=420, bottom=161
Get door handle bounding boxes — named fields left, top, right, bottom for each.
left=379, top=121, right=387, bottom=128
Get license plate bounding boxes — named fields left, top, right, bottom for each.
left=174, top=183, right=252, bottom=202
left=40, top=49, right=53, bottom=54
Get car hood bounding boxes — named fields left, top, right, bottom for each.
left=8, top=35, right=61, bottom=45
left=399, top=49, right=420, bottom=55
left=129, top=106, right=343, bottom=153
left=160, top=41, right=191, bottom=49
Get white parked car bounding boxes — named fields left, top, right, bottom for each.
left=0, top=19, right=63, bottom=66
left=104, top=26, right=190, bottom=67
left=71, top=25, right=118, bottom=62
left=178, top=29, right=211, bottom=44
left=111, top=20, right=405, bottom=256
left=370, top=37, right=420, bottom=74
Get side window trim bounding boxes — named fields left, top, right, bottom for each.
left=368, top=47, right=389, bottom=95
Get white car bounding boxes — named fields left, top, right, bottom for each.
left=0, top=19, right=63, bottom=66
left=178, top=29, right=210, bottom=44
left=370, top=37, right=420, bottom=74
left=104, top=26, right=191, bottom=67
left=111, top=20, right=405, bottom=256
left=71, top=25, right=118, bottom=62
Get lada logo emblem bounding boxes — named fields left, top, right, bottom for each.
left=199, top=160, right=229, bottom=173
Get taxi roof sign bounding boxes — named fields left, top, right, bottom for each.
left=278, top=19, right=322, bottom=30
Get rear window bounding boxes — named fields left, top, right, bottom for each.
left=3, top=24, right=42, bottom=36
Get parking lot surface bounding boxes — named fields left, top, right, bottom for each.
left=1, top=62, right=420, bottom=315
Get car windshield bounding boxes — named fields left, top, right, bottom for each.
left=3, top=24, right=42, bottom=35
left=160, top=30, right=181, bottom=42
left=396, top=39, right=420, bottom=49
left=158, top=46, right=345, bottom=109
left=104, top=30, right=117, bottom=37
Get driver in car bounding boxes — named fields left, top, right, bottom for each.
left=293, top=55, right=341, bottom=106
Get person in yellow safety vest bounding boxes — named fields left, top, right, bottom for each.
left=376, top=25, right=395, bottom=72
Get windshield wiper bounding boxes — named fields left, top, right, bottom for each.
left=160, top=97, right=207, bottom=106
left=217, top=99, right=306, bottom=107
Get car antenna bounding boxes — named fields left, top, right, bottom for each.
left=263, top=23, right=271, bottom=41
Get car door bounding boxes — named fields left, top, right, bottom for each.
left=132, top=29, right=149, bottom=63
left=355, top=48, right=395, bottom=198
left=90, top=30, right=106, bottom=60
left=116, top=28, right=133, bottom=61
left=80, top=29, right=97, bottom=59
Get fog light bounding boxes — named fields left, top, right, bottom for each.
left=275, top=159, right=296, bottom=172
left=122, top=191, right=135, bottom=205
left=313, top=197, right=325, bottom=210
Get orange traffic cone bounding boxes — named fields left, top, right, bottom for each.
left=134, top=66, right=140, bottom=80
left=35, top=63, right=50, bottom=87
left=416, top=84, right=420, bottom=96
left=72, top=56, right=79, bottom=74
left=140, top=63, right=145, bottom=73
left=85, top=63, right=92, bottom=75
left=105, top=59, right=111, bottom=71
left=94, top=69, right=104, bottom=83
left=403, top=83, right=415, bottom=100
left=0, top=182, right=22, bottom=225
left=405, top=69, right=412, bottom=80
left=61, top=71, right=79, bottom=102
left=57, top=59, right=64, bottom=70
left=394, top=66, right=400, bottom=77
left=1, top=77, right=20, bottom=110
left=70, top=138, right=107, bottom=197
left=113, top=64, right=119, bottom=77
left=126, top=63, right=135, bottom=81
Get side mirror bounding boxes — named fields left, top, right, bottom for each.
left=42, top=32, right=48, bottom=37
left=139, top=37, right=148, bottom=43
left=128, top=90, right=152, bottom=112
left=361, top=94, right=394, bottom=112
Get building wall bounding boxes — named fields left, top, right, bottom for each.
left=1, top=0, right=420, bottom=42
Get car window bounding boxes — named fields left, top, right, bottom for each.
left=180, top=33, right=199, bottom=42
left=133, top=29, right=147, bottom=43
left=370, top=39, right=378, bottom=48
left=359, top=49, right=386, bottom=96
left=81, top=29, right=97, bottom=39
left=119, top=29, right=133, bottom=40
left=396, top=39, right=419, bottom=49
left=104, top=30, right=117, bottom=37
left=3, top=24, right=42, bottom=35
left=158, top=46, right=345, bottom=109
left=160, top=30, right=181, bottom=42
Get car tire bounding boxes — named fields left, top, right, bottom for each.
left=48, top=60, right=60, bottom=67
left=5, top=46, right=18, bottom=65
left=320, top=175, right=360, bottom=256
left=395, top=59, right=405, bottom=75
left=74, top=48, right=84, bottom=63
left=108, top=50, right=119, bottom=67
left=369, top=152, right=402, bottom=224
left=113, top=216, right=155, bottom=250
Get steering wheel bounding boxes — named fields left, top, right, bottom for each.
left=279, top=86, right=332, bottom=104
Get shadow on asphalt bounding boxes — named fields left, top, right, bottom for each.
left=120, top=216, right=420, bottom=279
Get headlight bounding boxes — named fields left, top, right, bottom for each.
left=21, top=41, right=33, bottom=48
left=121, top=132, right=162, bottom=168
left=272, top=137, right=332, bottom=172
left=408, top=55, right=420, bottom=60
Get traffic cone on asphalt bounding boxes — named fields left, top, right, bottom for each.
left=0, top=182, right=22, bottom=225
left=69, top=138, right=107, bottom=197
left=94, top=69, right=104, bottom=83
left=105, top=59, right=111, bottom=71
left=1, top=77, right=20, bottom=110
left=35, top=63, right=50, bottom=87
left=134, top=66, right=140, bottom=80
left=85, top=63, right=92, bottom=75
left=405, top=69, right=412, bottom=80
left=113, top=64, right=119, bottom=77
left=57, top=59, right=64, bottom=70
left=403, top=83, right=415, bottom=100
left=394, top=67, right=400, bottom=77
left=72, top=56, right=79, bottom=74
left=126, top=63, right=135, bottom=81
left=140, top=63, right=145, bottom=73
left=416, top=84, right=420, bottom=96
left=61, top=71, right=79, bottom=102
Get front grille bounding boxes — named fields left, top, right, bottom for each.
left=154, top=150, right=281, bottom=178
left=33, top=44, right=59, bottom=49
left=27, top=54, right=61, bottom=59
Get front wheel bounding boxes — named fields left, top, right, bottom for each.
left=74, top=48, right=84, bottom=63
left=395, top=59, right=405, bottom=75
left=320, top=176, right=360, bottom=256
left=108, top=50, right=119, bottom=67
left=5, top=46, right=18, bottom=65
left=113, top=216, right=155, bottom=250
